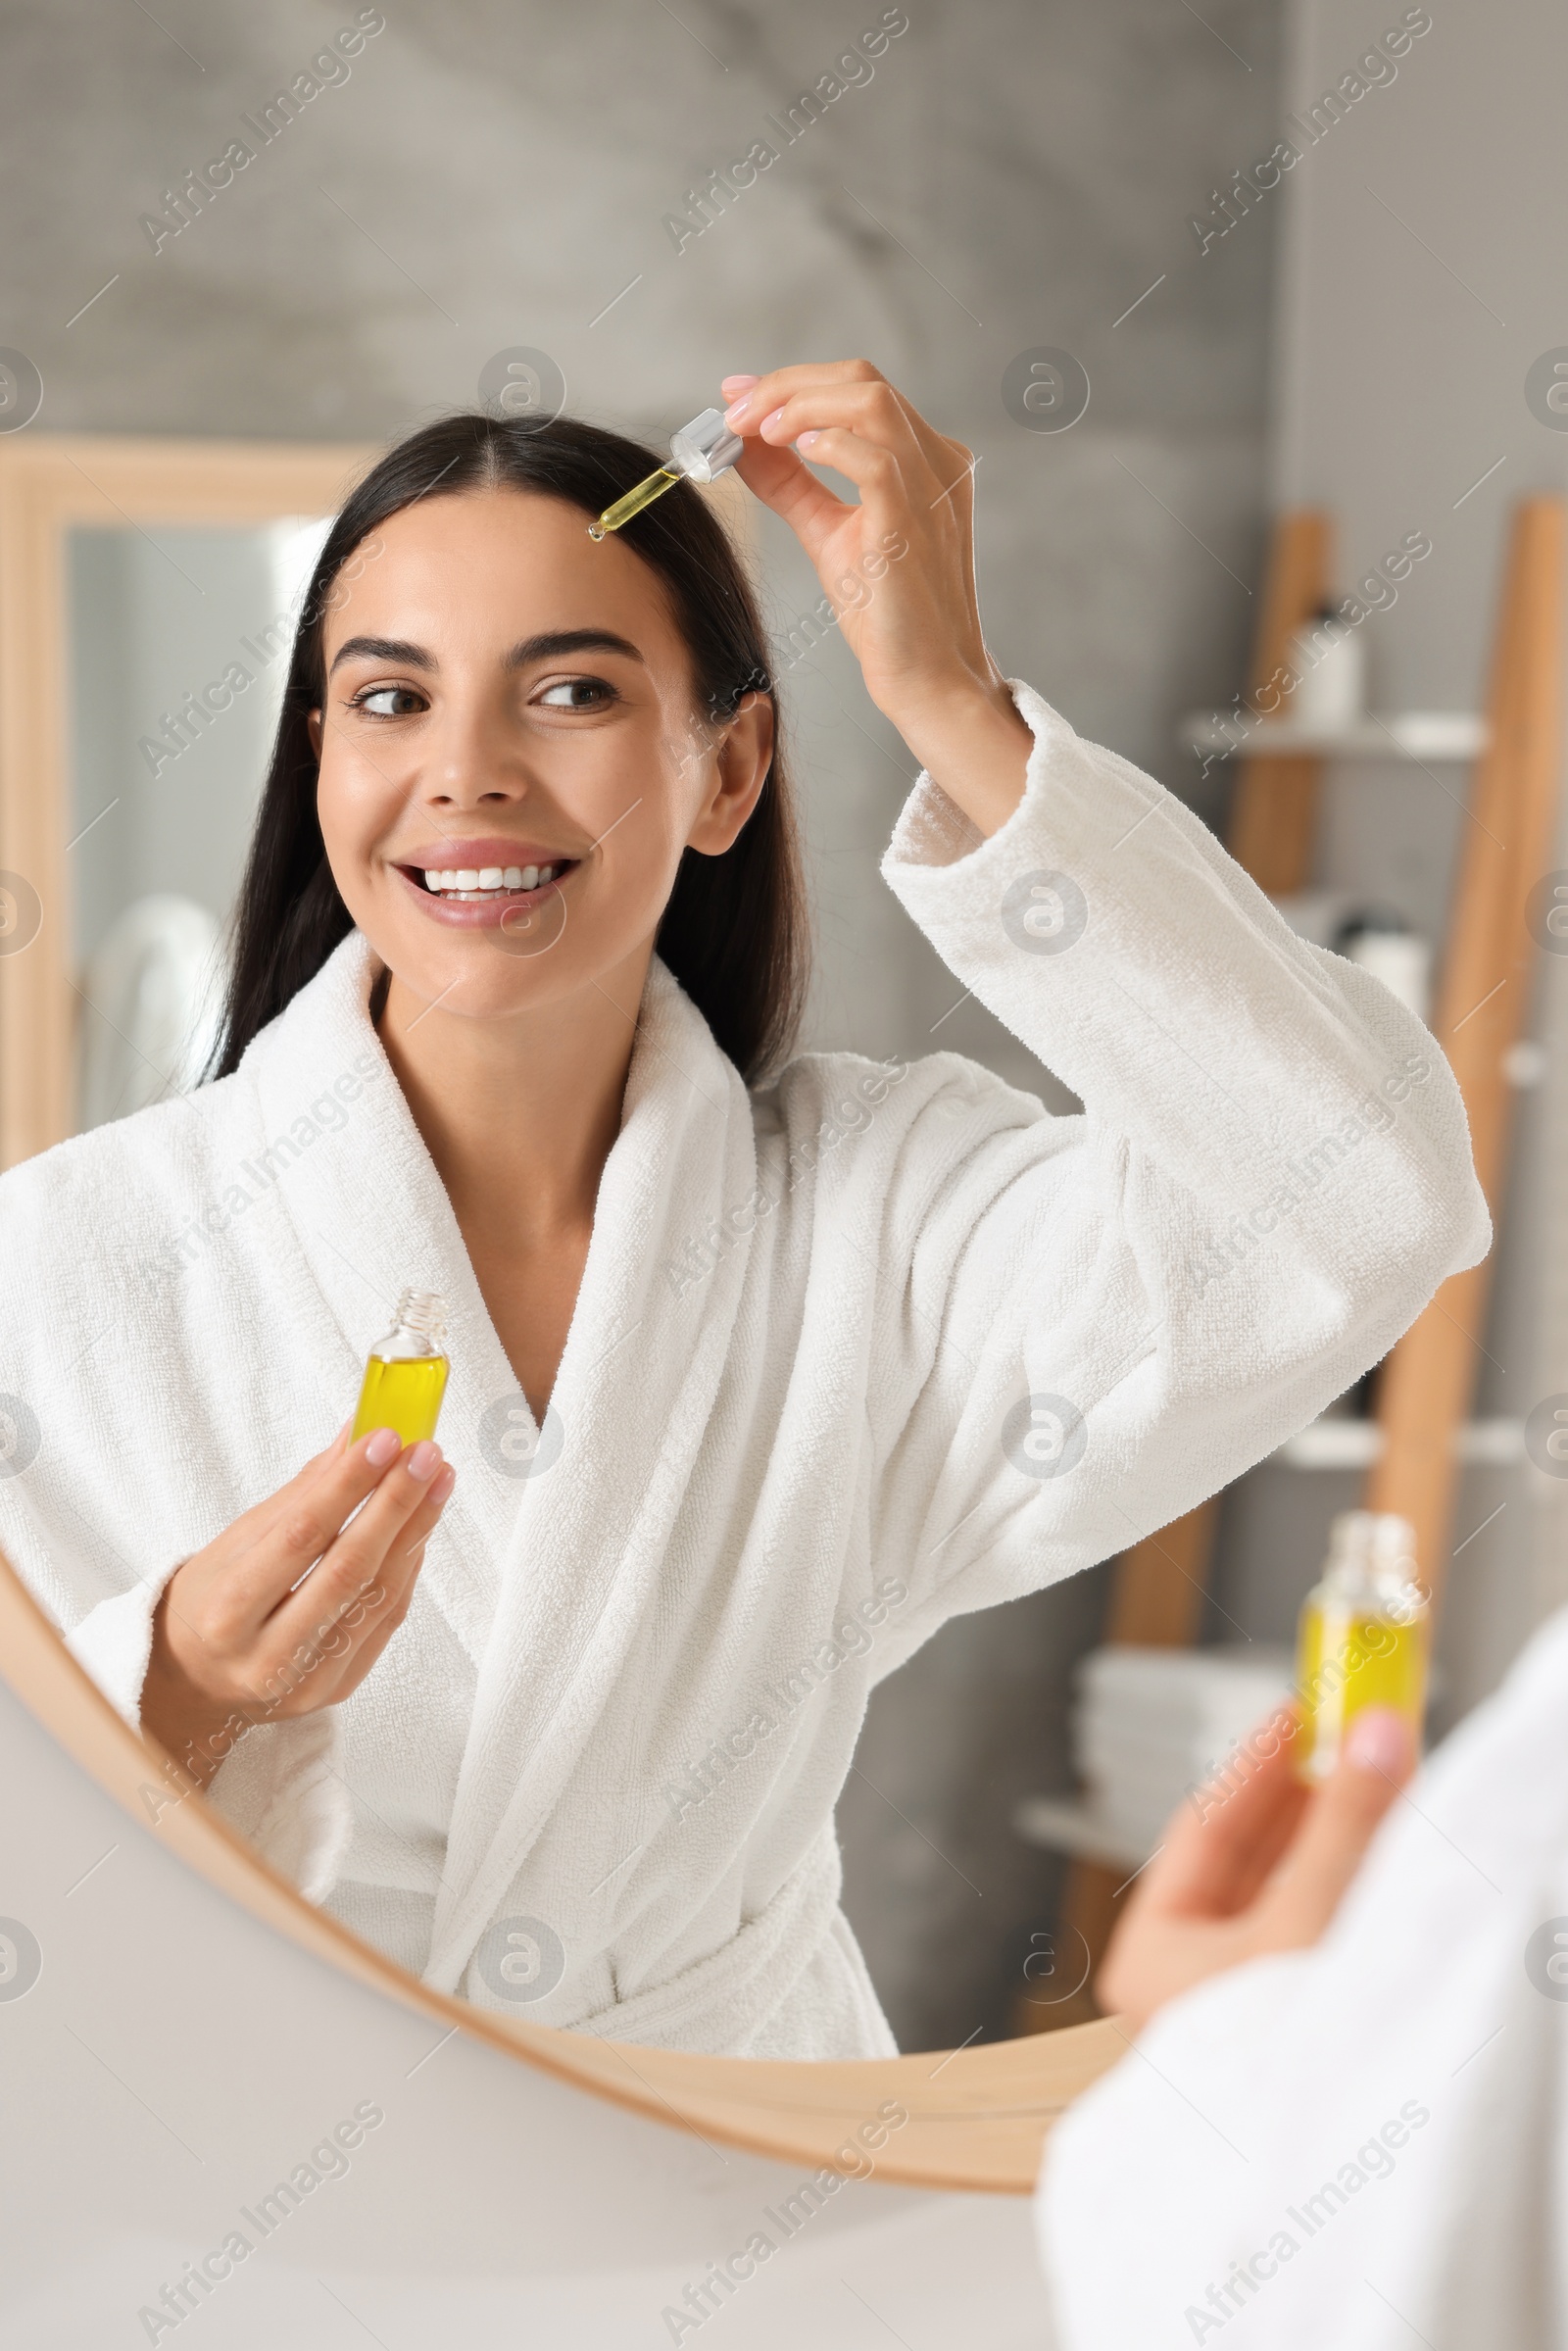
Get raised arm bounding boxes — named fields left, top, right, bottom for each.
left=718, top=361, right=1487, bottom=1644
left=855, top=682, right=1488, bottom=1641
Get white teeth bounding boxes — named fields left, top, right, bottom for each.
left=420, top=859, right=566, bottom=899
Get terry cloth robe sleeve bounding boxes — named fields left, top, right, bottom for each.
left=43, top=1519, right=348, bottom=1900
left=863, top=678, right=1489, bottom=1663
left=1035, top=1600, right=1568, bottom=2350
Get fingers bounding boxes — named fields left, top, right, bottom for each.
left=735, top=383, right=937, bottom=516
left=226, top=1426, right=411, bottom=1623
left=722, top=361, right=948, bottom=471
left=732, top=436, right=854, bottom=561
left=722, top=361, right=963, bottom=562
left=1258, top=1707, right=1413, bottom=1943
left=243, top=1452, right=451, bottom=1718
left=268, top=1441, right=448, bottom=1657
left=1141, top=1708, right=1307, bottom=1918
left=322, top=1566, right=418, bottom=1691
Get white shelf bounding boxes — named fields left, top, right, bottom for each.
left=1275, top=1415, right=1524, bottom=1469
left=1011, top=1795, right=1152, bottom=1870
left=1181, top=711, right=1488, bottom=761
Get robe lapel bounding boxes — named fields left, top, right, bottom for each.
left=242, top=932, right=522, bottom=1670
left=423, top=959, right=757, bottom=1992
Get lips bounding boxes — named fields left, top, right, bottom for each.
left=398, top=838, right=568, bottom=874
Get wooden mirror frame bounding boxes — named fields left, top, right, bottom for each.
left=0, top=432, right=382, bottom=1168
left=0, top=431, right=1125, bottom=2190
left=0, top=1530, right=1121, bottom=2195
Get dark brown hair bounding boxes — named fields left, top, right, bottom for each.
left=213, top=412, right=808, bottom=1083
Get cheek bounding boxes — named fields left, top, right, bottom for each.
left=598, top=794, right=694, bottom=938
left=315, top=745, right=402, bottom=917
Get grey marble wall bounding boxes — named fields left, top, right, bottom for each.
left=2, top=0, right=1283, bottom=2048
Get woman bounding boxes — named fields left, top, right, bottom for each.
left=0, top=362, right=1486, bottom=2058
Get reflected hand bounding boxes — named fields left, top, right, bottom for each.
left=1098, top=1704, right=1414, bottom=2035
left=141, top=1423, right=454, bottom=1791
left=719, top=360, right=1032, bottom=835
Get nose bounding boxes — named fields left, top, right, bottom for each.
left=419, top=697, right=534, bottom=812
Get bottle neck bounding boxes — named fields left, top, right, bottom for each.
left=372, top=1289, right=448, bottom=1359
left=1316, top=1511, right=1425, bottom=1620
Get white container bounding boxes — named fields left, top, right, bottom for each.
left=1286, top=604, right=1367, bottom=732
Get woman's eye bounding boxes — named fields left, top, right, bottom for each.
left=536, top=676, right=616, bottom=710
left=354, top=685, right=425, bottom=717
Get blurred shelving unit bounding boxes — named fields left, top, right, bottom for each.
left=1179, top=711, right=1488, bottom=761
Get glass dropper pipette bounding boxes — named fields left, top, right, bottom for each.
left=587, top=406, right=744, bottom=540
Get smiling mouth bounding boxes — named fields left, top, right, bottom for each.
left=401, top=859, right=577, bottom=904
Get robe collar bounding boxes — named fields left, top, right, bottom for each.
left=242, top=931, right=759, bottom=1986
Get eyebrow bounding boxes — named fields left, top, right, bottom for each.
left=327, top=627, right=647, bottom=678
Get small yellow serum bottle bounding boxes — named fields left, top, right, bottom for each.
left=1294, top=1510, right=1429, bottom=1783
left=587, top=407, right=745, bottom=540
left=352, top=1290, right=450, bottom=1449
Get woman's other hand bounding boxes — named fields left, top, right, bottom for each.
left=140, top=1424, right=454, bottom=1791
left=1098, top=1703, right=1415, bottom=2034
left=719, top=360, right=1033, bottom=836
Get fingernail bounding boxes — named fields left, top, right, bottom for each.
left=407, top=1441, right=442, bottom=1482
left=431, top=1463, right=457, bottom=1506
left=1346, top=1705, right=1411, bottom=1777
left=797, top=429, right=820, bottom=451
left=722, top=396, right=753, bottom=426
left=366, top=1427, right=400, bottom=1467
left=760, top=406, right=787, bottom=436
left=720, top=372, right=760, bottom=394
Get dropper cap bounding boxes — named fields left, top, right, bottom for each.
left=668, top=407, right=744, bottom=484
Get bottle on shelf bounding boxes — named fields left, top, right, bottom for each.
left=1285, top=600, right=1367, bottom=733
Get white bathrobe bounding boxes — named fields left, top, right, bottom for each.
left=1036, top=1598, right=1568, bottom=2349
left=0, top=682, right=1488, bottom=2058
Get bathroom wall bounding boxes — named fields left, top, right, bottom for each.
left=0, top=0, right=1285, bottom=2048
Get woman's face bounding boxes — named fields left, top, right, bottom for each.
left=311, top=486, right=772, bottom=1024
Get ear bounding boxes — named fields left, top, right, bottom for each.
left=686, top=693, right=775, bottom=857
left=307, top=709, right=323, bottom=759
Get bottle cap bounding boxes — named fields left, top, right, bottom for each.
left=1323, top=1510, right=1424, bottom=1613
left=395, top=1289, right=447, bottom=1345
left=668, top=407, right=744, bottom=485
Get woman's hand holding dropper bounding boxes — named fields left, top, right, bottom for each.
left=720, top=361, right=1034, bottom=839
